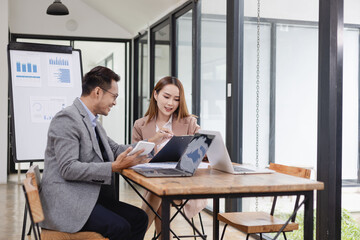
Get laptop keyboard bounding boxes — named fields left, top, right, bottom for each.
left=233, top=166, right=255, bottom=172
left=148, top=168, right=183, bottom=174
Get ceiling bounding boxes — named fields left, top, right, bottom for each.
left=81, top=0, right=188, bottom=36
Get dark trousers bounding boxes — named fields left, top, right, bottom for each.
left=81, top=186, right=148, bottom=240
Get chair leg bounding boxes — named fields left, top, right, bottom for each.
left=35, top=223, right=42, bottom=240
left=27, top=223, right=33, bottom=237
left=153, top=229, right=157, bottom=240
left=198, top=212, right=205, bottom=235
left=283, top=232, right=287, bottom=240
left=220, top=224, right=228, bottom=240
left=191, top=217, right=196, bottom=240
left=32, top=222, right=39, bottom=240
left=21, top=206, right=28, bottom=240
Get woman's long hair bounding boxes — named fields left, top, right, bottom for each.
left=145, top=76, right=190, bottom=123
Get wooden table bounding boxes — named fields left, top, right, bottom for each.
left=121, top=168, right=324, bottom=240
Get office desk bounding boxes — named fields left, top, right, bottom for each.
left=121, top=168, right=324, bottom=240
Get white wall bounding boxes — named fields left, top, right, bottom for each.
left=9, top=0, right=132, bottom=38
left=0, top=0, right=9, bottom=184
left=245, top=0, right=318, bottom=21
left=345, top=0, right=360, bottom=24
left=137, top=0, right=188, bottom=33
left=244, top=0, right=360, bottom=24
left=202, top=0, right=226, bottom=15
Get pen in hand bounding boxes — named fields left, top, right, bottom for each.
left=159, top=129, right=174, bottom=139
left=148, top=128, right=174, bottom=144
left=159, top=130, right=173, bottom=135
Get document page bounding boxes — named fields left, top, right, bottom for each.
left=132, top=162, right=210, bottom=169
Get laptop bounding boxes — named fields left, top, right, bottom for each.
left=132, top=133, right=215, bottom=177
left=198, top=130, right=274, bottom=175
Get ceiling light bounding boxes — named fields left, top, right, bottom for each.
left=46, top=0, right=69, bottom=16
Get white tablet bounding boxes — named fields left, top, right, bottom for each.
left=127, top=141, right=155, bottom=156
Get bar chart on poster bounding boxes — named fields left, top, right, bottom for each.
left=8, top=42, right=83, bottom=162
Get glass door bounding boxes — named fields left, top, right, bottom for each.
left=152, top=21, right=171, bottom=86
left=176, top=9, right=193, bottom=112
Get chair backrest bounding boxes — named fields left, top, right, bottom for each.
left=23, top=165, right=108, bottom=240
left=268, top=163, right=311, bottom=219
left=269, top=163, right=311, bottom=179
left=23, top=165, right=44, bottom=224
left=26, top=164, right=42, bottom=188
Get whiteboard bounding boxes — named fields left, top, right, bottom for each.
left=8, top=43, right=83, bottom=162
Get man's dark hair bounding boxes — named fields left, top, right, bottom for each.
left=81, top=66, right=120, bottom=96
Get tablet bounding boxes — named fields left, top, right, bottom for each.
left=127, top=141, right=155, bottom=156
left=150, top=135, right=193, bottom=163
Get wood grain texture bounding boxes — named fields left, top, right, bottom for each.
left=269, top=163, right=311, bottom=179
left=41, top=229, right=108, bottom=240
left=218, top=212, right=298, bottom=233
left=26, top=165, right=41, bottom=188
left=24, top=165, right=107, bottom=240
left=23, top=177, right=44, bottom=223
left=121, top=168, right=324, bottom=196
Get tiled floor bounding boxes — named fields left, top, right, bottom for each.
left=0, top=179, right=25, bottom=240
left=1, top=174, right=249, bottom=240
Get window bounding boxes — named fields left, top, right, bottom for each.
left=153, top=22, right=170, bottom=84
left=176, top=10, right=193, bottom=111
left=138, top=33, right=150, bottom=117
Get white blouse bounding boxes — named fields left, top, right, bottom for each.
left=155, top=115, right=173, bottom=150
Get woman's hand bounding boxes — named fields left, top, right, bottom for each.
left=148, top=128, right=173, bottom=145
left=111, top=147, right=150, bottom=172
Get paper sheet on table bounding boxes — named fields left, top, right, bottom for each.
left=132, top=162, right=210, bottom=169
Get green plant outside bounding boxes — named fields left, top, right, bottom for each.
left=265, top=209, right=360, bottom=240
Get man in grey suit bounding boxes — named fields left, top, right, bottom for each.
left=40, top=66, right=154, bottom=240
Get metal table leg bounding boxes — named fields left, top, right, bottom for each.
left=213, top=197, right=220, bottom=240
left=161, top=198, right=171, bottom=240
left=304, top=191, right=314, bottom=240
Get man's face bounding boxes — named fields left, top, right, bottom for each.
left=95, top=80, right=118, bottom=116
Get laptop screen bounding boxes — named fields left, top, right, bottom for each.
left=176, top=133, right=214, bottom=174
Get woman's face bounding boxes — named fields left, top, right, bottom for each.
left=154, top=84, right=180, bottom=119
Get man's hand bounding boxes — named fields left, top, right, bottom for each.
left=111, top=147, right=150, bottom=172
left=148, top=128, right=173, bottom=145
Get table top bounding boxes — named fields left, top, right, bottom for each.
left=121, top=168, right=324, bottom=197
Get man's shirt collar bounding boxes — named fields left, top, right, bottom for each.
left=78, top=97, right=98, bottom=128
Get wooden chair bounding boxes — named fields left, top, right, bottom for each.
left=22, top=165, right=108, bottom=240
left=217, top=163, right=311, bottom=240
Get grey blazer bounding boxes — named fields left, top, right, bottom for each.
left=39, top=98, right=130, bottom=233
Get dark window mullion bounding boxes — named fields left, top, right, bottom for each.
left=149, top=29, right=155, bottom=93
left=317, top=0, right=343, bottom=239
left=269, top=23, right=277, bottom=164
left=139, top=42, right=144, bottom=116
left=124, top=42, right=128, bottom=144
left=170, top=14, right=176, bottom=77
left=127, top=41, right=133, bottom=144
left=192, top=0, right=201, bottom=118
left=225, top=0, right=244, bottom=212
